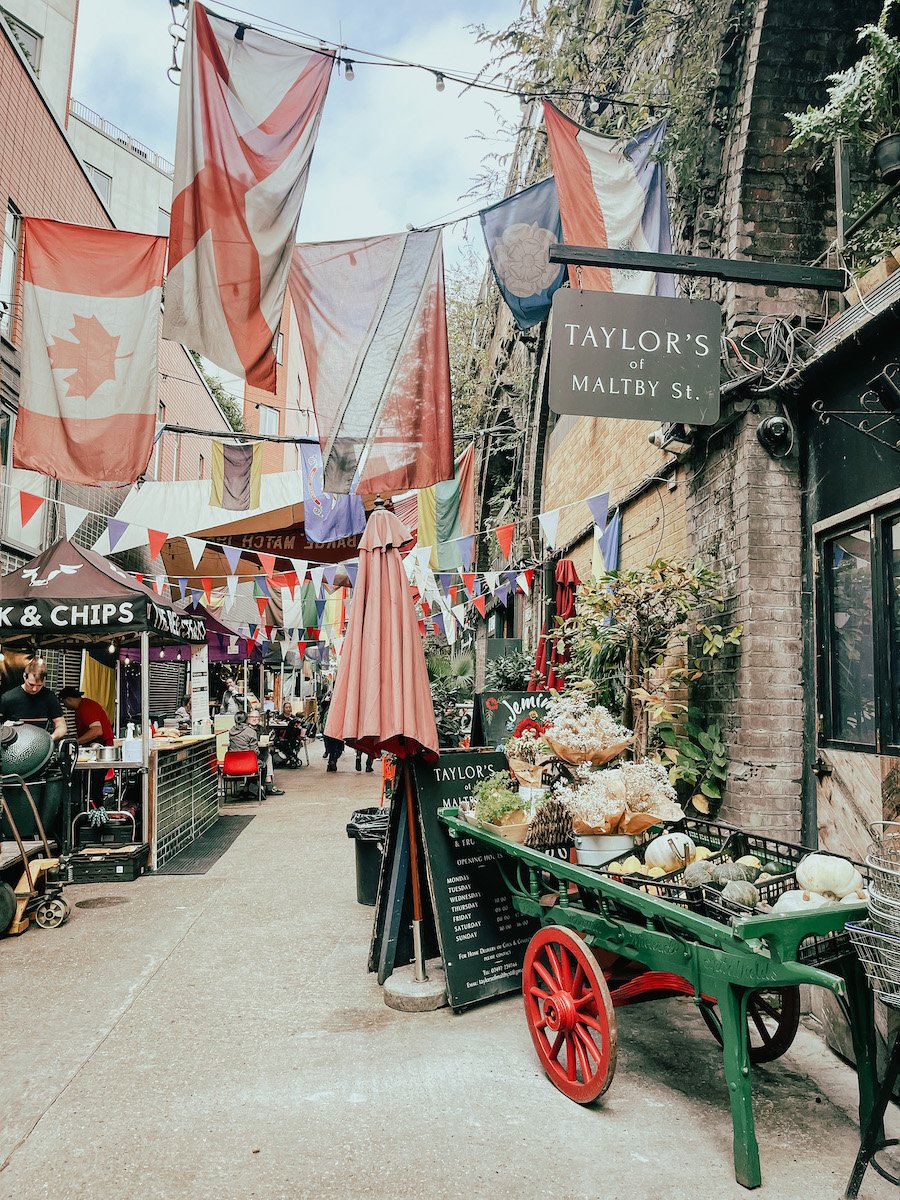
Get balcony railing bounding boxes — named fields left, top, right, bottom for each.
left=68, top=98, right=174, bottom=177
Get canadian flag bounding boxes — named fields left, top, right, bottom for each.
left=164, top=3, right=333, bottom=392
left=13, top=219, right=167, bottom=485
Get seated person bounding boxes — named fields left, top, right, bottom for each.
left=174, top=696, right=191, bottom=726
left=1, top=661, right=67, bottom=741
left=58, top=687, right=114, bottom=746
left=227, top=711, right=284, bottom=796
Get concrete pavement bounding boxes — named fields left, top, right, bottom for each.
left=1, top=748, right=897, bottom=1199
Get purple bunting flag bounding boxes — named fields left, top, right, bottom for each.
left=585, top=492, right=609, bottom=531
left=106, top=516, right=128, bottom=552
left=222, top=544, right=242, bottom=574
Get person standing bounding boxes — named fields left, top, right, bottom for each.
left=1, top=662, right=67, bottom=740
left=355, top=750, right=375, bottom=773
left=58, top=688, right=114, bottom=746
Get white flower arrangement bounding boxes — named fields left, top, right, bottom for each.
left=554, top=759, right=682, bottom=834
left=543, top=695, right=633, bottom=765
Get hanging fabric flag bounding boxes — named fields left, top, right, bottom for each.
left=147, top=528, right=169, bottom=561
left=64, top=504, right=89, bottom=541
left=210, top=441, right=263, bottom=511
left=155, top=574, right=167, bottom=595
left=538, top=508, right=561, bottom=549
left=344, top=563, right=358, bottom=589
left=484, top=571, right=500, bottom=596
left=473, top=595, right=487, bottom=618
left=542, top=102, right=674, bottom=296
left=222, top=545, right=243, bottom=574
left=185, top=536, right=207, bottom=570
left=13, top=219, right=166, bottom=484
left=226, top=575, right=239, bottom=607
left=191, top=588, right=203, bottom=609
left=19, top=492, right=45, bottom=529
left=254, top=574, right=271, bottom=599
left=462, top=572, right=476, bottom=599
left=257, top=552, right=277, bottom=577
left=438, top=572, right=452, bottom=595
left=456, top=534, right=475, bottom=570
left=178, top=577, right=189, bottom=602
left=323, top=564, right=337, bottom=588
left=165, top=4, right=332, bottom=390
left=255, top=596, right=268, bottom=619
left=309, top=566, right=324, bottom=597
left=290, top=229, right=453, bottom=493
left=417, top=443, right=476, bottom=570
left=289, top=558, right=308, bottom=582
left=585, top=492, right=609, bottom=531
left=495, top=582, right=512, bottom=607
left=480, top=177, right=566, bottom=329
left=517, top=569, right=534, bottom=595
left=496, top=524, right=515, bottom=562
left=299, top=442, right=366, bottom=543
left=451, top=603, right=467, bottom=628
left=201, top=577, right=213, bottom=605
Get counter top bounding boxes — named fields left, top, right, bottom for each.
left=151, top=735, right=217, bottom=750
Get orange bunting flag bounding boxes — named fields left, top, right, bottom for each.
left=257, top=552, right=277, bottom=576
left=147, top=529, right=169, bottom=561
left=496, top=523, right=515, bottom=562
left=19, top=491, right=45, bottom=529
left=473, top=595, right=487, bottom=618
left=14, top=219, right=167, bottom=484
left=462, top=573, right=476, bottom=597
left=255, top=596, right=268, bottom=619
left=448, top=585, right=458, bottom=605
left=201, top=577, right=213, bottom=605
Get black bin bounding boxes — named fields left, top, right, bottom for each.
left=346, top=806, right=388, bottom=906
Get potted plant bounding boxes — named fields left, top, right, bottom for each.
left=787, top=0, right=900, bottom=183
left=472, top=770, right=528, bottom=841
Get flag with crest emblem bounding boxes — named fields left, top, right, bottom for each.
left=13, top=219, right=166, bottom=484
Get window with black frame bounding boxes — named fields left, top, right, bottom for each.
left=819, top=506, right=900, bottom=754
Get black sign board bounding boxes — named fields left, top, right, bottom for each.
left=413, top=751, right=538, bottom=1011
left=474, top=691, right=555, bottom=748
left=549, top=289, right=721, bottom=425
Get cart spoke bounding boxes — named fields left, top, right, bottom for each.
left=565, top=1035, right=577, bottom=1082
left=579, top=1013, right=606, bottom=1033
left=748, top=1004, right=773, bottom=1044
left=574, top=1023, right=602, bottom=1064
left=533, top=961, right=556, bottom=992
left=549, top=1031, right=565, bottom=1061
left=753, top=995, right=781, bottom=1022
left=571, top=1028, right=592, bottom=1082
left=529, top=985, right=553, bottom=1004
left=545, top=946, right=564, bottom=987
left=571, top=961, right=585, bottom=997
left=559, top=945, right=573, bottom=991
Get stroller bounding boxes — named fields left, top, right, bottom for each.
left=270, top=719, right=308, bottom=769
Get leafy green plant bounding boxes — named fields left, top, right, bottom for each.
left=484, top=648, right=534, bottom=691
left=426, top=647, right=475, bottom=699
left=655, top=708, right=729, bottom=816
left=555, top=559, right=742, bottom=761
left=431, top=678, right=466, bottom=749
left=473, top=771, right=523, bottom=824
left=788, top=0, right=900, bottom=157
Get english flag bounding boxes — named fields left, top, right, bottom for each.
left=164, top=3, right=333, bottom=392
left=13, top=219, right=166, bottom=485
left=542, top=101, right=674, bottom=296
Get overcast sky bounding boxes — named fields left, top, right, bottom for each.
left=70, top=0, right=522, bottom=264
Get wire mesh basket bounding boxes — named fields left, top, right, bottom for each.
left=866, top=822, right=900, bottom=902
left=865, top=887, right=900, bottom=937
left=847, top=920, right=900, bottom=1005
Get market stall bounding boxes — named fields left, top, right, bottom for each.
left=0, top=540, right=215, bottom=870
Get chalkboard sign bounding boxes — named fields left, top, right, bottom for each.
left=474, top=691, right=555, bottom=748
left=413, top=750, right=538, bottom=1011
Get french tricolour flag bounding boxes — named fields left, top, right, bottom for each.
left=542, top=101, right=674, bottom=296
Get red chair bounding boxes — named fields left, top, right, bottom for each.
left=220, top=750, right=263, bottom=803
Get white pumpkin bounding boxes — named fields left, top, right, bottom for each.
left=644, top=832, right=696, bottom=873
left=796, top=853, right=864, bottom=900
left=771, top=888, right=833, bottom=914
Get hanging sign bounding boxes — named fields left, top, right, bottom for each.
left=474, top=691, right=555, bottom=748
left=549, top=290, right=721, bottom=425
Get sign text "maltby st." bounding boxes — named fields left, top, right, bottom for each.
left=549, top=291, right=721, bottom=425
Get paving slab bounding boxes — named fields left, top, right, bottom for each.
left=1, top=750, right=897, bottom=1198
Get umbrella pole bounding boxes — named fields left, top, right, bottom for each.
left=403, top=760, right=427, bottom=983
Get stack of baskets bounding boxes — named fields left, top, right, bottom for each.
left=847, top=822, right=900, bottom=1005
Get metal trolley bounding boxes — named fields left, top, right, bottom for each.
left=439, top=810, right=878, bottom=1192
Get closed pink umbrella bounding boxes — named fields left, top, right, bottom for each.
left=326, top=504, right=438, bottom=979
left=530, top=558, right=580, bottom=691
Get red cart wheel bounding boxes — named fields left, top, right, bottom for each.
left=522, top=925, right=617, bottom=1103
left=699, top=986, right=801, bottom=1064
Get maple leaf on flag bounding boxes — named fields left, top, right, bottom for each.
left=47, top=314, right=121, bottom=399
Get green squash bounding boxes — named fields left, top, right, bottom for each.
left=683, top=861, right=716, bottom=888
left=711, top=862, right=756, bottom=885
left=721, top=880, right=760, bottom=909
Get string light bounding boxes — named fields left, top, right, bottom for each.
left=108, top=641, right=116, bottom=653
left=434, top=72, right=445, bottom=92
left=159, top=648, right=166, bottom=659
left=343, top=59, right=354, bottom=81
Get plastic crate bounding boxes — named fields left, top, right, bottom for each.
left=70, top=843, right=149, bottom=884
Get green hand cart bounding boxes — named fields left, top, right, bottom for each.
left=439, top=810, right=877, bottom=1191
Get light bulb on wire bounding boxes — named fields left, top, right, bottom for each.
left=588, top=97, right=601, bottom=113
left=159, top=648, right=165, bottom=659
left=108, top=641, right=115, bottom=654
left=343, top=59, right=354, bottom=81
left=434, top=72, right=445, bottom=92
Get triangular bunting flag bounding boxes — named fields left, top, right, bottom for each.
left=462, top=573, right=476, bottom=598
left=255, top=596, right=268, bottom=619
left=147, top=528, right=169, bottom=561
left=484, top=571, right=500, bottom=595
left=135, top=573, right=144, bottom=585
left=185, top=536, right=207, bottom=570
left=155, top=574, right=167, bottom=595
left=201, top=577, right=213, bottom=605
left=538, top=508, right=561, bottom=549
left=451, top=603, right=467, bottom=628
left=106, top=517, right=128, bottom=552
left=178, top=577, right=188, bottom=602
left=289, top=558, right=308, bottom=580
left=323, top=564, right=337, bottom=588
left=64, top=503, right=89, bottom=541
left=345, top=563, right=358, bottom=588
left=315, top=599, right=327, bottom=622
left=448, top=585, right=458, bottom=606
left=297, top=640, right=307, bottom=658
left=585, top=492, right=609, bottom=531
left=456, top=534, right=475, bottom=569
left=310, top=566, right=324, bottom=597
left=254, top=574, right=271, bottom=599
left=495, top=582, right=512, bottom=606
left=473, top=594, right=487, bottom=618
left=18, top=492, right=44, bottom=530
left=225, top=575, right=239, bottom=607
left=222, top=544, right=242, bottom=574
left=495, top=523, right=514, bottom=562
left=438, top=572, right=452, bottom=595
left=257, top=552, right=277, bottom=576
left=191, top=588, right=203, bottom=608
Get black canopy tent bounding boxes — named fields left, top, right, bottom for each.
left=1, top=541, right=209, bottom=855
